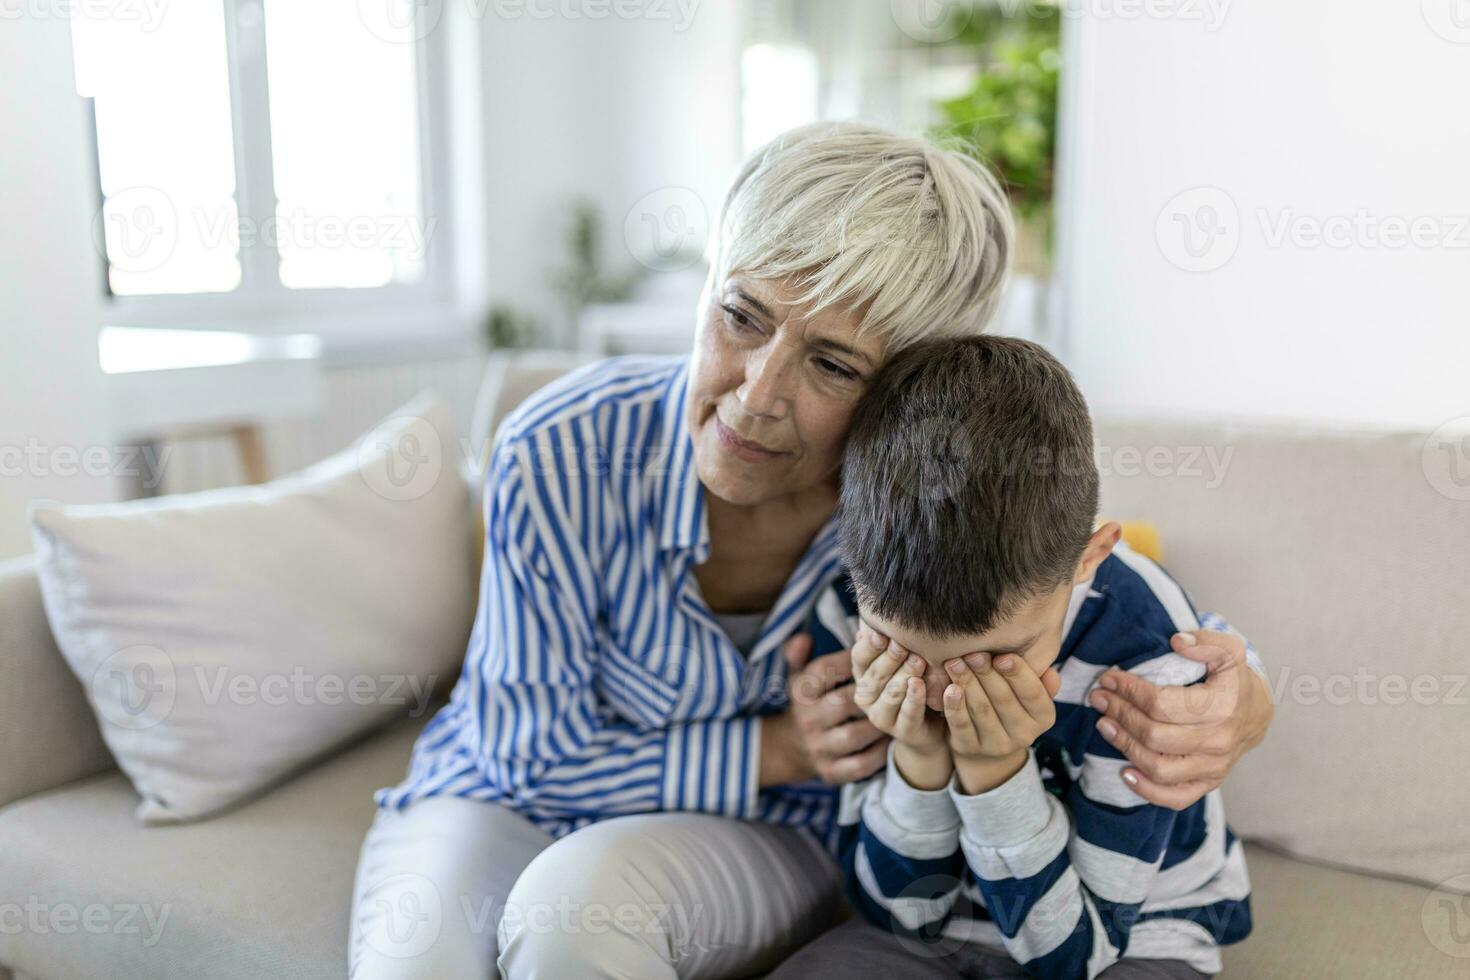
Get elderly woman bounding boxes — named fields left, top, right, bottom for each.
left=349, top=122, right=1273, bottom=979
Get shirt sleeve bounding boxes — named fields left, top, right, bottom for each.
left=951, top=732, right=1208, bottom=979
left=1196, top=611, right=1266, bottom=679
left=459, top=436, right=760, bottom=822
left=842, top=744, right=968, bottom=938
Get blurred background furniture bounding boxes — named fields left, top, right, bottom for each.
left=99, top=326, right=323, bottom=497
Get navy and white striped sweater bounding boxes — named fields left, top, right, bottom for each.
left=807, top=552, right=1253, bottom=978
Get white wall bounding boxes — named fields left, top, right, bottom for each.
left=0, top=15, right=115, bottom=559
left=477, top=4, right=742, bottom=340
left=1059, top=2, right=1470, bottom=430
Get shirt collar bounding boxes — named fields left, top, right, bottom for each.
left=1062, top=571, right=1104, bottom=638
left=655, top=359, right=709, bottom=555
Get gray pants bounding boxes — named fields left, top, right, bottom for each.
left=771, top=918, right=1211, bottom=979
left=349, top=795, right=844, bottom=978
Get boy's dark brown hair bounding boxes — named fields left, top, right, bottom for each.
left=838, top=335, right=1099, bottom=638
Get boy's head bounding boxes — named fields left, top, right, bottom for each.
left=838, top=335, right=1119, bottom=708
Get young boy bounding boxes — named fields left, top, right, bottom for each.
left=779, top=337, right=1251, bottom=979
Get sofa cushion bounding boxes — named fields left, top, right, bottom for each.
left=3, top=729, right=1464, bottom=980
left=0, top=556, right=114, bottom=811
left=0, top=711, right=429, bottom=980
left=27, top=395, right=477, bottom=824
left=1097, top=419, right=1470, bottom=891
left=1224, top=843, right=1469, bottom=978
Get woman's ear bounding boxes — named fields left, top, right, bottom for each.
left=1073, top=521, right=1123, bottom=582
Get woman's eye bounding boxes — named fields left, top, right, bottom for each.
left=721, top=304, right=757, bottom=333
left=816, top=358, right=859, bottom=382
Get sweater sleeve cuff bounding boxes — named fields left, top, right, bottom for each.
left=872, top=741, right=960, bottom=836
left=1198, top=610, right=1267, bottom=680
left=949, top=750, right=1053, bottom=848
left=662, top=715, right=760, bottom=819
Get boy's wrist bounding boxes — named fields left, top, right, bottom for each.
left=949, top=750, right=1054, bottom=849
left=953, top=747, right=1030, bottom=796
left=893, top=741, right=953, bottom=791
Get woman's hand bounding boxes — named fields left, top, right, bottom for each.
left=1089, top=629, right=1274, bottom=809
left=759, top=633, right=889, bottom=788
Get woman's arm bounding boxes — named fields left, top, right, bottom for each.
left=461, top=437, right=764, bottom=821
left=1087, top=626, right=1274, bottom=810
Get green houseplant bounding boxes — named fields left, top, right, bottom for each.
left=927, top=1, right=1061, bottom=275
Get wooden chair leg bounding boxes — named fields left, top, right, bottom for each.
left=231, top=424, right=269, bottom=484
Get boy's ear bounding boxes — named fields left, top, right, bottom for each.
left=1073, top=521, right=1122, bottom=583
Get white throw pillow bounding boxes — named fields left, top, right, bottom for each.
left=28, top=394, right=477, bottom=823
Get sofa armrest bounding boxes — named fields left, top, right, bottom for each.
left=0, top=555, right=115, bottom=810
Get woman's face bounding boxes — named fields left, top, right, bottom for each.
left=687, top=274, right=888, bottom=507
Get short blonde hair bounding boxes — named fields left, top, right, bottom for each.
left=708, top=121, right=1014, bottom=354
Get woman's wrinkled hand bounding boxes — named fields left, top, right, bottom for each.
left=760, top=633, right=890, bottom=787
left=1089, top=629, right=1274, bottom=809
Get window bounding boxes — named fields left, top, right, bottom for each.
left=72, top=0, right=445, bottom=315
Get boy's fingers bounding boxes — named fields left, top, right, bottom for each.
left=967, top=654, right=1023, bottom=735
left=851, top=643, right=899, bottom=707
left=1040, top=666, right=1062, bottom=700
left=980, top=665, right=1033, bottom=740
left=942, top=657, right=985, bottom=717
left=894, top=677, right=928, bottom=742
left=855, top=647, right=918, bottom=708
left=943, top=683, right=982, bottom=755
left=851, top=627, right=882, bottom=675
left=996, top=655, right=1052, bottom=721
left=866, top=664, right=914, bottom=730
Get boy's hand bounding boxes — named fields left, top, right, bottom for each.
left=944, top=652, right=1056, bottom=795
left=852, top=624, right=952, bottom=789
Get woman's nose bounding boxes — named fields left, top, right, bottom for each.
left=738, top=343, right=795, bottom=418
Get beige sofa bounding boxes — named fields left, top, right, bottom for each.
left=2, top=358, right=1466, bottom=978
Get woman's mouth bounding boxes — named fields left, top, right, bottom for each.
left=715, top=418, right=784, bottom=462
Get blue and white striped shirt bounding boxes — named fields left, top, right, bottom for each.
left=813, top=549, right=1253, bottom=978
left=376, top=355, right=846, bottom=838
